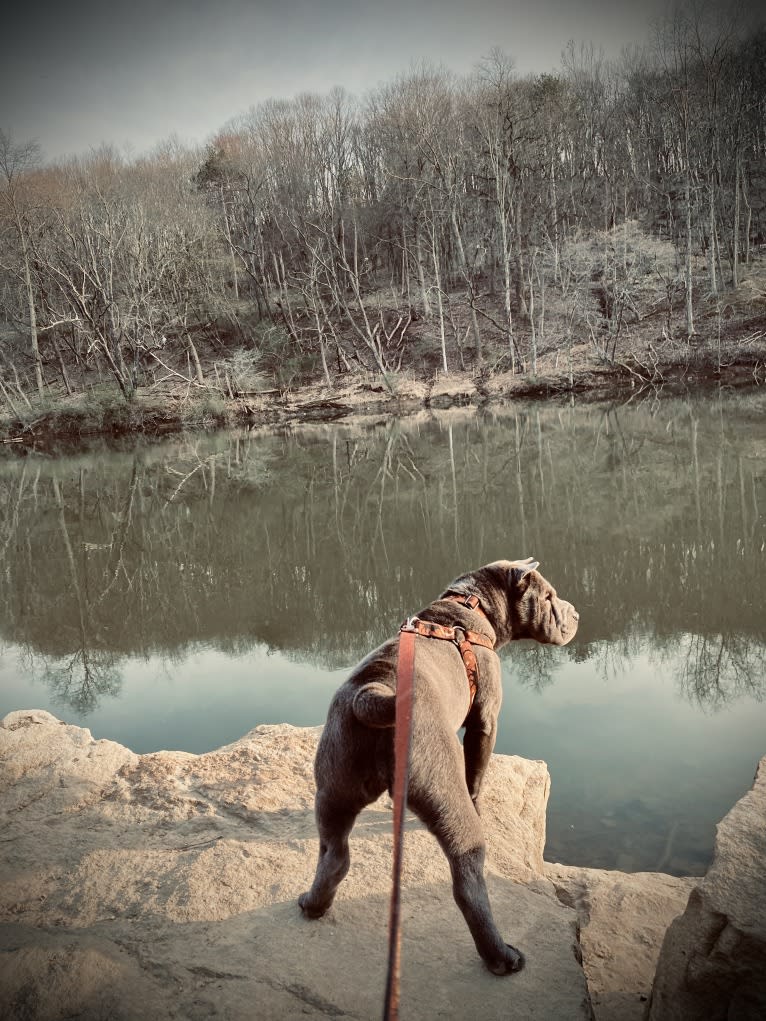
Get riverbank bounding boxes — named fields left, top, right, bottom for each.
left=1, top=710, right=763, bottom=1020
left=2, top=321, right=765, bottom=454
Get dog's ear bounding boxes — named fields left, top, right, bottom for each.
left=509, top=558, right=539, bottom=587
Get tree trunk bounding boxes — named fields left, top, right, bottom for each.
left=498, top=207, right=516, bottom=372
left=550, top=151, right=560, bottom=283
left=413, top=219, right=431, bottom=318
left=432, top=252, right=448, bottom=374
left=52, top=334, right=73, bottom=395
left=400, top=223, right=410, bottom=302
left=528, top=268, right=536, bottom=376
left=708, top=176, right=717, bottom=296
left=732, top=151, right=741, bottom=288
left=186, top=335, right=205, bottom=384
left=740, top=164, right=751, bottom=266
left=684, top=170, right=695, bottom=338
left=310, top=289, right=332, bottom=386
left=220, top=186, right=239, bottom=301
left=20, top=228, right=44, bottom=396
left=515, top=201, right=528, bottom=318
left=450, top=207, right=482, bottom=364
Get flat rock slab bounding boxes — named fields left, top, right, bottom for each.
left=1, top=884, right=588, bottom=1021
left=1, top=710, right=592, bottom=1020
left=545, top=865, right=697, bottom=1021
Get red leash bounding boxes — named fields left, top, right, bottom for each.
left=383, top=624, right=416, bottom=1021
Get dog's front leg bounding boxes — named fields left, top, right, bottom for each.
left=463, top=724, right=496, bottom=810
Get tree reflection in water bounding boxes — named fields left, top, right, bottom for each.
left=33, top=648, right=122, bottom=714
left=0, top=391, right=763, bottom=721
left=2, top=392, right=765, bottom=875
left=675, top=631, right=766, bottom=711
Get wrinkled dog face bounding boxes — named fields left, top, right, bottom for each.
left=510, top=564, right=579, bottom=646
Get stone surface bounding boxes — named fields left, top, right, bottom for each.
left=646, top=756, right=766, bottom=1021
left=545, top=865, right=697, bottom=1021
left=1, top=710, right=591, bottom=1020
left=4, top=709, right=760, bottom=1021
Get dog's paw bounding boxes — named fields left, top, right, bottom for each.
left=298, top=892, right=327, bottom=920
left=487, top=944, right=525, bottom=976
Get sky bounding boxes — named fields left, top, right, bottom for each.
left=0, top=0, right=758, bottom=165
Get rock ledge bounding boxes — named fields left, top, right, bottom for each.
left=1, top=710, right=761, bottom=1021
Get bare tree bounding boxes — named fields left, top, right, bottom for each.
left=0, top=131, right=45, bottom=395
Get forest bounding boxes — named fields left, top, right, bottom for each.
left=1, top=6, right=765, bottom=438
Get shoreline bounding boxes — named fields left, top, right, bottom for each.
left=2, top=349, right=763, bottom=453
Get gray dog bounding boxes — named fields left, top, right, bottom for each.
left=299, top=558, right=579, bottom=975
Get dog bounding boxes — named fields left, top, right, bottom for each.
left=298, top=558, right=579, bottom=975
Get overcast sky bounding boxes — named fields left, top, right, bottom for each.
left=0, top=0, right=759, bottom=164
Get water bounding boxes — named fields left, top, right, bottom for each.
left=1, top=391, right=764, bottom=876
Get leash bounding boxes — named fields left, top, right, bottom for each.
left=383, top=594, right=494, bottom=1021
left=383, top=624, right=416, bottom=1021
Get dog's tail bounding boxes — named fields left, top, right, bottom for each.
left=352, top=682, right=397, bottom=728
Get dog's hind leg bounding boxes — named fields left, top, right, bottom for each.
left=298, top=791, right=364, bottom=919
left=409, top=734, right=525, bottom=976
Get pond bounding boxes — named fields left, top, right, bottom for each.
left=1, top=390, right=765, bottom=877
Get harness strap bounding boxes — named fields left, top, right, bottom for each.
left=443, top=592, right=484, bottom=614
left=399, top=614, right=494, bottom=713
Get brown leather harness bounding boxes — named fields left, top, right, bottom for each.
left=399, top=593, right=495, bottom=714
left=383, top=592, right=495, bottom=1021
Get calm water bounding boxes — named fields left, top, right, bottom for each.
left=1, top=392, right=764, bottom=876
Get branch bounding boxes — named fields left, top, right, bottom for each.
left=36, top=316, right=81, bottom=333
left=147, top=351, right=206, bottom=387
